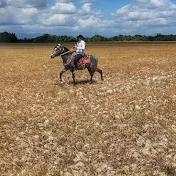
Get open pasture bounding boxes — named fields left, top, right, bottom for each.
left=0, top=42, right=176, bottom=176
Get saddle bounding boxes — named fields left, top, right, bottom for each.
left=79, top=55, right=91, bottom=64
left=72, top=53, right=91, bottom=65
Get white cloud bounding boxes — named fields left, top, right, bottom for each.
left=57, top=0, right=95, bottom=3
left=0, top=0, right=104, bottom=37
left=51, top=2, right=76, bottom=14
left=112, top=0, right=176, bottom=34
left=1, top=0, right=176, bottom=37
left=43, top=14, right=71, bottom=25
left=77, top=16, right=100, bottom=27
left=80, top=3, right=91, bottom=13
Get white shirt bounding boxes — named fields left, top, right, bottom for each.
left=76, top=40, right=86, bottom=56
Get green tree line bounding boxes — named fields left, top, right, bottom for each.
left=1, top=32, right=176, bottom=43
left=0, top=32, right=18, bottom=42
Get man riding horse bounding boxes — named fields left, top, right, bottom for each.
left=73, top=35, right=86, bottom=69
left=50, top=37, right=103, bottom=84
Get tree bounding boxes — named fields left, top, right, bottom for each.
left=91, top=35, right=107, bottom=41
left=0, top=32, right=17, bottom=42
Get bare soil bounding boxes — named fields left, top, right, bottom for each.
left=0, top=43, right=176, bottom=176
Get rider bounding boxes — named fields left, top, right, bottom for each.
left=73, top=35, right=86, bottom=69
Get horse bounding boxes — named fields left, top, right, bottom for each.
left=50, top=44, right=103, bottom=84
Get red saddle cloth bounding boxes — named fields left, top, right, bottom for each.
left=79, top=55, right=91, bottom=64
left=72, top=53, right=91, bottom=65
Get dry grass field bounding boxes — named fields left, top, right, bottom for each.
left=0, top=42, right=176, bottom=176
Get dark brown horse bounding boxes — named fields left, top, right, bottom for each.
left=50, top=44, right=103, bottom=84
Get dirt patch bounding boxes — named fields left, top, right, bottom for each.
left=0, top=43, right=176, bottom=175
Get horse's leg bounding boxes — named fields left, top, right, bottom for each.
left=96, top=68, right=103, bottom=81
left=60, top=68, right=67, bottom=81
left=88, top=68, right=95, bottom=83
left=71, top=71, right=76, bottom=84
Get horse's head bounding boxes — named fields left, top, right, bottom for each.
left=50, top=44, right=64, bottom=59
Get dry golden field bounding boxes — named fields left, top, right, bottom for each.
left=0, top=42, right=176, bottom=176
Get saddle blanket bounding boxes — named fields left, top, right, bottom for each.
left=72, top=53, right=91, bottom=65
left=79, top=55, right=91, bottom=64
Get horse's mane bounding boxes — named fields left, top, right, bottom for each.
left=63, top=46, right=69, bottom=51
left=55, top=44, right=70, bottom=52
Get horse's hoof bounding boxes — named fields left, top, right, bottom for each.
left=60, top=80, right=64, bottom=84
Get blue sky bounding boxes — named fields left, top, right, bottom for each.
left=90, top=0, right=132, bottom=15
left=1, top=0, right=176, bottom=38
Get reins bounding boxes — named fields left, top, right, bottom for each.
left=60, top=50, right=72, bottom=56
left=60, top=47, right=75, bottom=67
left=60, top=47, right=75, bottom=56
